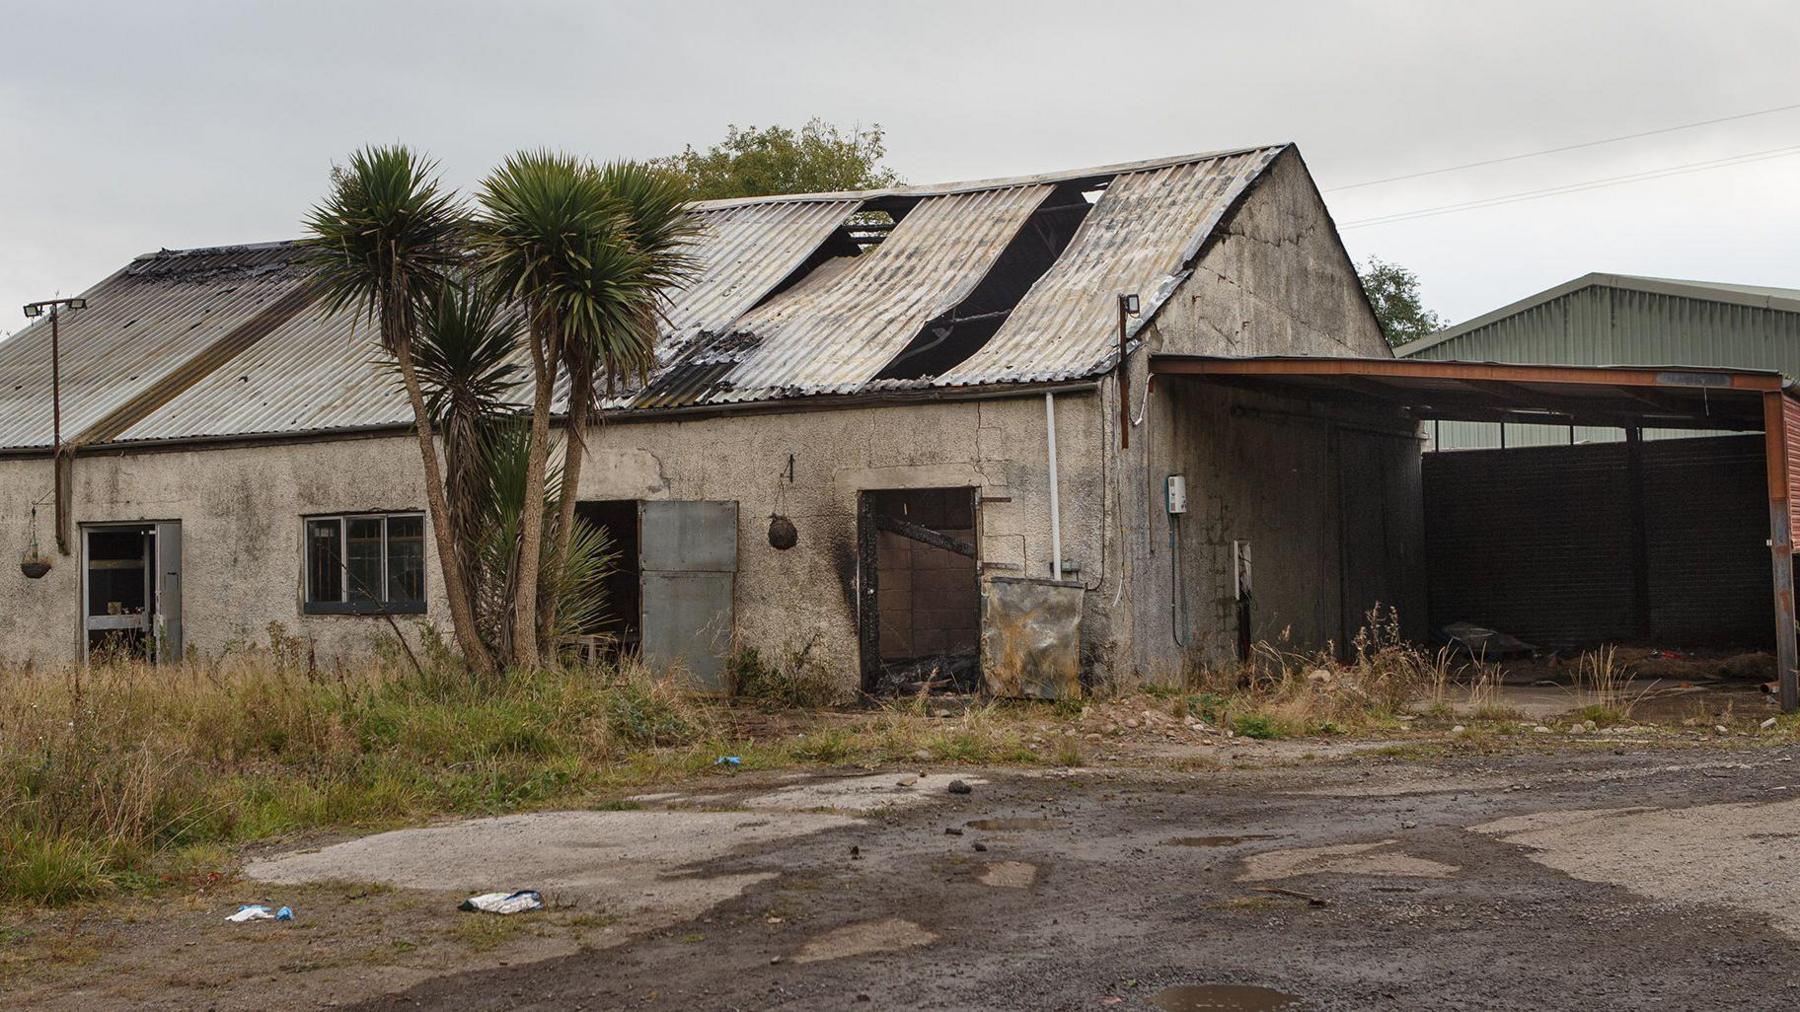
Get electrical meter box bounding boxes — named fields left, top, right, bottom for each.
left=1165, top=475, right=1188, bottom=514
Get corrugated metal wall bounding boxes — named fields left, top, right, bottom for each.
left=1411, top=284, right=1800, bottom=450
left=1423, top=435, right=1770, bottom=649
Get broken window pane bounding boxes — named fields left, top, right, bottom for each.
left=306, top=519, right=342, bottom=603
left=386, top=514, right=424, bottom=604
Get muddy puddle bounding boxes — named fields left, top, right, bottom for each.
left=966, top=818, right=1057, bottom=831
left=1150, top=983, right=1302, bottom=1010
left=1163, top=834, right=1274, bottom=848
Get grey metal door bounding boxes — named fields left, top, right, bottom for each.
left=154, top=521, right=183, bottom=663
left=639, top=500, right=738, bottom=693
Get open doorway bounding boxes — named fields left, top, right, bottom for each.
left=858, top=488, right=980, bottom=694
left=81, top=521, right=181, bottom=663
left=574, top=500, right=642, bottom=655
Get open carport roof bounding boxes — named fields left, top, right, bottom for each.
left=1148, top=355, right=1791, bottom=432
left=1151, top=353, right=1800, bottom=711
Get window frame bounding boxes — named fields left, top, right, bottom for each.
left=302, top=511, right=428, bottom=615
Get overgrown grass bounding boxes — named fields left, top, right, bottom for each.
left=727, top=638, right=846, bottom=709
left=0, top=638, right=716, bottom=907
left=1175, top=605, right=1449, bottom=739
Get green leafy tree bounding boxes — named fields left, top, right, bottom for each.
left=303, top=146, right=496, bottom=674
left=1357, top=257, right=1445, bottom=347
left=655, top=119, right=900, bottom=200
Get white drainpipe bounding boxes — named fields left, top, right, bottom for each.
left=1045, top=392, right=1062, bottom=581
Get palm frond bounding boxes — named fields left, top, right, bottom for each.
left=301, top=145, right=466, bottom=352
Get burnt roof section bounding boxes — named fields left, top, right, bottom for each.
left=1, top=144, right=1293, bottom=450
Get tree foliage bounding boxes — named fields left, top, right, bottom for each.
left=1357, top=257, right=1444, bottom=348
left=653, top=119, right=900, bottom=200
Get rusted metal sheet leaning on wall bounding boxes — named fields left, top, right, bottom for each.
left=981, top=576, right=1082, bottom=699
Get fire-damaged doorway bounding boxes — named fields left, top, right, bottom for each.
left=858, top=488, right=981, bottom=694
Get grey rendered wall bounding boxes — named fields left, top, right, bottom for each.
left=0, top=391, right=1105, bottom=688
left=1103, top=145, right=1423, bottom=680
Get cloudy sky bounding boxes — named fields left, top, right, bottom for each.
left=4, top=0, right=1797, bottom=338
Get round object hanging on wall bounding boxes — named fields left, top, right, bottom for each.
left=767, top=514, right=798, bottom=550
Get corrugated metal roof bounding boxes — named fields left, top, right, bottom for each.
left=694, top=185, right=1053, bottom=404
left=657, top=198, right=862, bottom=350
left=0, top=244, right=310, bottom=449
left=119, top=298, right=415, bottom=442
left=1399, top=272, right=1800, bottom=357
left=126, top=199, right=861, bottom=442
left=9, top=144, right=1296, bottom=448
left=1401, top=273, right=1800, bottom=450
left=934, top=147, right=1283, bottom=386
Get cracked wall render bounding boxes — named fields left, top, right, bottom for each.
left=0, top=392, right=1105, bottom=684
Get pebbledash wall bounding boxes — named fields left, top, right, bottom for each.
left=0, top=389, right=1105, bottom=679
left=0, top=146, right=1414, bottom=686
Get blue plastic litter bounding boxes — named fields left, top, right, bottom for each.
left=714, top=755, right=742, bottom=766
left=276, top=906, right=294, bottom=921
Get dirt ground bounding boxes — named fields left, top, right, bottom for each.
left=12, top=732, right=1800, bottom=1011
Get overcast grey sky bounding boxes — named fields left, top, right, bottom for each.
left=4, top=0, right=1798, bottom=338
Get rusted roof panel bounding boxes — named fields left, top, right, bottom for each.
left=0, top=244, right=310, bottom=449
left=934, top=147, right=1283, bottom=387
left=655, top=185, right=1052, bottom=406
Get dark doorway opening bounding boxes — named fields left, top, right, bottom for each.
left=575, top=500, right=642, bottom=656
left=84, top=525, right=155, bottom=661
left=857, top=488, right=981, bottom=695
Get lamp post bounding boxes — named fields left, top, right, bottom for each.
left=22, top=297, right=86, bottom=553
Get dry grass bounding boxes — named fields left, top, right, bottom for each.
left=1569, top=645, right=1656, bottom=725
left=0, top=633, right=718, bottom=907
left=1174, top=606, right=1449, bottom=738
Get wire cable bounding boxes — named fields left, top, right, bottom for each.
left=1340, top=142, right=1800, bottom=229
left=1325, top=100, right=1800, bottom=192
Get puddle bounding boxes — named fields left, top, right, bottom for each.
left=1164, top=834, right=1273, bottom=848
left=1150, top=984, right=1301, bottom=1011
left=965, top=818, right=1057, bottom=831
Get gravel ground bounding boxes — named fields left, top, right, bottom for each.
left=343, top=747, right=1800, bottom=1011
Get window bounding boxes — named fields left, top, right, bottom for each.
left=303, top=513, right=427, bottom=614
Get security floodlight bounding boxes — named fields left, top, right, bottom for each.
left=1120, top=293, right=1140, bottom=315
left=22, top=303, right=42, bottom=318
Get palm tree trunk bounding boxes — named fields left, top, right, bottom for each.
left=540, top=380, right=591, bottom=647
left=393, top=341, right=495, bottom=676
left=511, top=325, right=559, bottom=668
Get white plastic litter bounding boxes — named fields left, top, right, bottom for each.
left=227, top=904, right=275, bottom=922
left=459, top=890, right=544, bottom=915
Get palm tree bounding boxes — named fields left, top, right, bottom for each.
left=471, top=150, right=646, bottom=666
left=541, top=162, right=700, bottom=643
left=303, top=146, right=495, bottom=675
left=409, top=278, right=523, bottom=617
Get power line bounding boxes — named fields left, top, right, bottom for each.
left=1325, top=100, right=1800, bottom=192
left=1339, top=142, right=1800, bottom=229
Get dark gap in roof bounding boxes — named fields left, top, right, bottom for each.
left=751, top=196, right=923, bottom=310
left=874, top=179, right=1101, bottom=383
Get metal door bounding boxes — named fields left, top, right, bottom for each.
left=639, top=500, right=738, bottom=693
left=154, top=521, right=183, bottom=662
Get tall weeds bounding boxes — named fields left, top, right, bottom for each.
left=0, top=641, right=710, bottom=906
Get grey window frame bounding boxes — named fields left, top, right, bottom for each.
left=302, top=512, right=427, bottom=615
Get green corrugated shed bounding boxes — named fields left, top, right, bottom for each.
left=1398, top=273, right=1800, bottom=449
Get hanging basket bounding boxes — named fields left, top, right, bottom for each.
left=19, top=548, right=51, bottom=580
